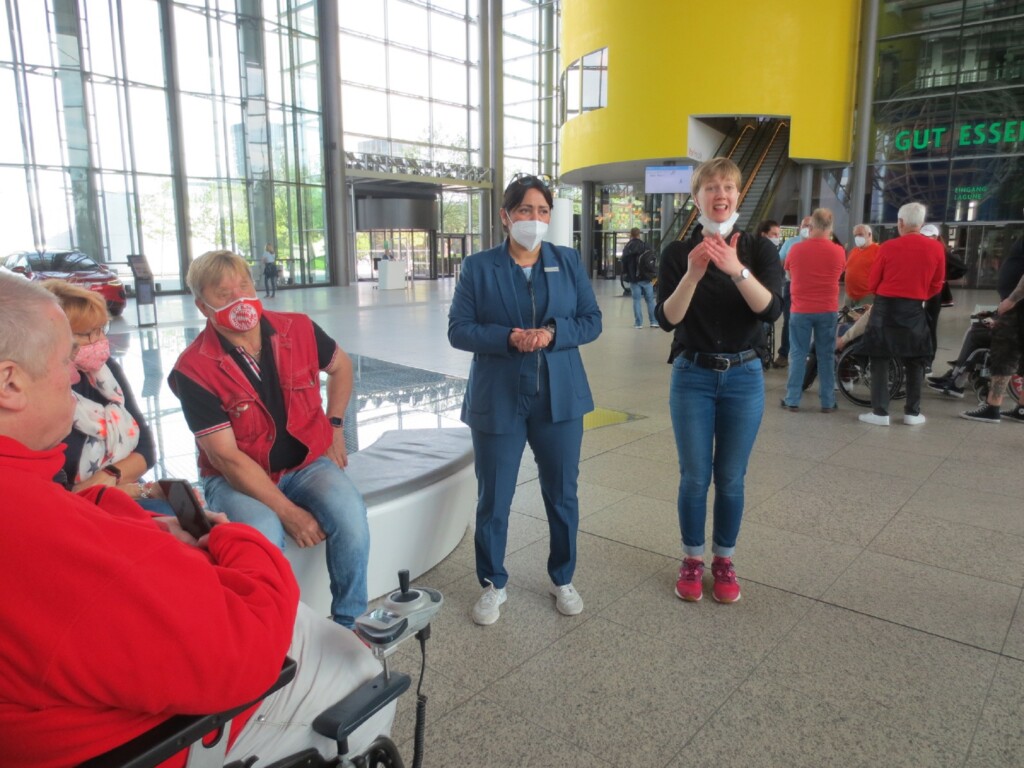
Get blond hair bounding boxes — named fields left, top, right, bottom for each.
left=691, top=157, right=743, bottom=197
left=41, top=280, right=109, bottom=334
left=186, top=250, right=253, bottom=298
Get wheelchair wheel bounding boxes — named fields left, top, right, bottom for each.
left=835, top=345, right=903, bottom=407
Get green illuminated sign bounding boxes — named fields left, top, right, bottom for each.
left=892, top=120, right=1024, bottom=151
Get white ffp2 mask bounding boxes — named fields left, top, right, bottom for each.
left=509, top=220, right=547, bottom=251
left=698, top=212, right=739, bottom=238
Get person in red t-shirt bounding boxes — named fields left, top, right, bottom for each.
left=857, top=202, right=945, bottom=426
left=844, top=224, right=880, bottom=305
left=781, top=208, right=847, bottom=411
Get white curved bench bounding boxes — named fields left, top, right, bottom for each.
left=285, top=427, right=475, bottom=608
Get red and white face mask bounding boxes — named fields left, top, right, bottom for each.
left=205, top=296, right=263, bottom=332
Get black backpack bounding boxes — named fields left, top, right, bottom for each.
left=637, top=249, right=658, bottom=281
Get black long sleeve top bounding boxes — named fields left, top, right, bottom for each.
left=654, top=226, right=784, bottom=363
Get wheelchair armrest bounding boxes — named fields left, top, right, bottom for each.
left=78, top=658, right=298, bottom=768
left=312, top=672, right=410, bottom=746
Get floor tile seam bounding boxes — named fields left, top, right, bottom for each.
left=656, top=591, right=821, bottom=766
left=959, top=629, right=1020, bottom=768
left=856, top=546, right=1024, bottom=589
left=882, top=508, right=1024, bottom=551
left=804, top=595, right=1016, bottom=659
left=996, top=587, right=1024, bottom=657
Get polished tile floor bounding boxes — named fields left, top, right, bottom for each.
left=113, top=277, right=1023, bottom=767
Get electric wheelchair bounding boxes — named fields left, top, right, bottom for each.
left=79, top=572, right=440, bottom=768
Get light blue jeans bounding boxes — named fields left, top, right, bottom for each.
left=630, top=281, right=656, bottom=326
left=204, top=456, right=369, bottom=628
left=785, top=312, right=838, bottom=409
left=669, top=355, right=764, bottom=558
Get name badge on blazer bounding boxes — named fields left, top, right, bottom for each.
left=544, top=266, right=559, bottom=272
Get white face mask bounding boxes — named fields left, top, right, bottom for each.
left=854, top=236, right=867, bottom=248
left=698, top=211, right=739, bottom=238
left=799, top=227, right=811, bottom=238
left=768, top=236, right=781, bottom=247
left=508, top=219, right=547, bottom=251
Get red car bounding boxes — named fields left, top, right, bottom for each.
left=2, top=249, right=127, bottom=316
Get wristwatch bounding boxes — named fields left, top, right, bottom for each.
left=732, top=268, right=751, bottom=283
left=101, top=465, right=122, bottom=484
left=329, top=416, right=345, bottom=428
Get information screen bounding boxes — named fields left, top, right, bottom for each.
left=644, top=166, right=693, bottom=194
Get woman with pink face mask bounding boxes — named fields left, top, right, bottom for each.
left=42, top=281, right=166, bottom=510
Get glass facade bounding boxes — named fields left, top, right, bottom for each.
left=870, top=0, right=1024, bottom=287
left=1, top=0, right=559, bottom=293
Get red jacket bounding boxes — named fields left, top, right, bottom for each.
left=171, top=312, right=333, bottom=482
left=0, top=435, right=299, bottom=767
left=868, top=233, right=946, bottom=301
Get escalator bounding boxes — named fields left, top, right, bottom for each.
left=656, top=118, right=791, bottom=253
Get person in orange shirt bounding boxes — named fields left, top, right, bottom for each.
left=844, top=224, right=880, bottom=305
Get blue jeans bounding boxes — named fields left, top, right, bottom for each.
left=204, top=456, right=369, bottom=627
left=471, top=378, right=583, bottom=590
left=669, top=355, right=764, bottom=558
left=630, top=281, right=656, bottom=326
left=785, top=312, right=838, bottom=409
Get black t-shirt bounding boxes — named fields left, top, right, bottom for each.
left=169, top=318, right=337, bottom=473
left=655, top=227, right=784, bottom=361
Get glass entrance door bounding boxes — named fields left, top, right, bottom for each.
left=440, top=235, right=465, bottom=278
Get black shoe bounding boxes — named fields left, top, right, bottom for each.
left=779, top=398, right=799, bottom=412
left=926, top=381, right=965, bottom=398
left=1001, top=405, right=1024, bottom=423
left=926, top=371, right=954, bottom=386
left=960, top=403, right=1001, bottom=423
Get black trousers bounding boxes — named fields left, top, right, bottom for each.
left=871, top=356, right=924, bottom=417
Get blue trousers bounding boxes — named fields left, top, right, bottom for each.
left=669, top=355, right=764, bottom=558
left=204, top=456, right=370, bottom=628
left=630, top=281, right=656, bottom=326
left=470, top=384, right=584, bottom=590
left=785, top=311, right=838, bottom=409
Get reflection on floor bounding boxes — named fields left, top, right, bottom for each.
left=109, top=330, right=467, bottom=483
left=107, top=281, right=1023, bottom=767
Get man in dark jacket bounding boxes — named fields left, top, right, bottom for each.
left=622, top=228, right=656, bottom=328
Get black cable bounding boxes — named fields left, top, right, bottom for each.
left=411, top=627, right=430, bottom=768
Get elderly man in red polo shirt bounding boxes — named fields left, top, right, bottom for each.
left=857, top=202, right=945, bottom=426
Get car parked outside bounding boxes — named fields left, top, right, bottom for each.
left=2, top=249, right=127, bottom=316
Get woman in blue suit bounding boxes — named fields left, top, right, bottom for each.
left=448, top=175, right=602, bottom=626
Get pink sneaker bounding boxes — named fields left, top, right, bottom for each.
left=674, top=558, right=704, bottom=602
left=711, top=556, right=742, bottom=604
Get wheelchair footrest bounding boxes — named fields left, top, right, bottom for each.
left=312, top=672, right=410, bottom=746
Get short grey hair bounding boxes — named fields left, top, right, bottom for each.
left=898, top=202, right=927, bottom=229
left=0, top=274, right=61, bottom=377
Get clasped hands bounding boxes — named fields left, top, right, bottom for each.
left=509, top=326, right=553, bottom=353
left=687, top=232, right=743, bottom=280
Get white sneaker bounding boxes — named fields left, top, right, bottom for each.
left=472, top=583, right=507, bottom=626
left=549, top=583, right=584, bottom=616
left=858, top=412, right=890, bottom=426
left=903, top=413, right=926, bottom=426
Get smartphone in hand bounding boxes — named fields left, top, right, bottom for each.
left=157, top=479, right=212, bottom=539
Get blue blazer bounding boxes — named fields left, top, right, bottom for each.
left=448, top=241, right=602, bottom=434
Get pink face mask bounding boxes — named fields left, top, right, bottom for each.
left=205, top=296, right=263, bottom=332
left=73, top=338, right=111, bottom=374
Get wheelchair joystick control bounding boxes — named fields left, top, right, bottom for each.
left=354, top=570, right=444, bottom=662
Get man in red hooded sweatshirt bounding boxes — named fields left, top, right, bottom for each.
left=0, top=274, right=392, bottom=767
